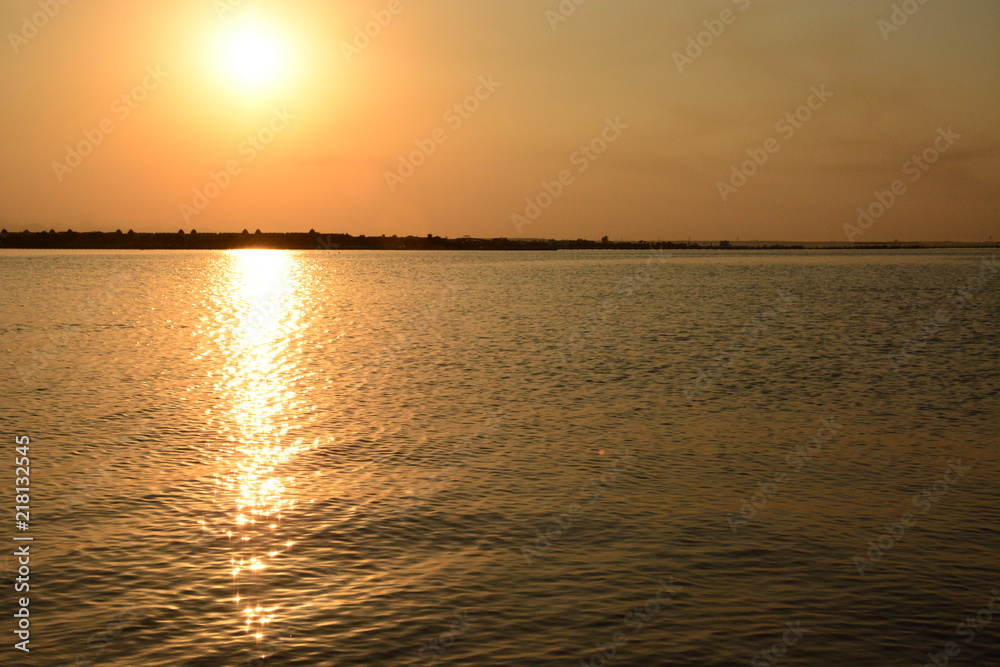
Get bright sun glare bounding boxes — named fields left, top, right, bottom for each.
left=216, top=19, right=293, bottom=93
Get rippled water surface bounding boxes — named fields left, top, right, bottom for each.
left=1, top=249, right=998, bottom=666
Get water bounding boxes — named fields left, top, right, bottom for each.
left=1, top=249, right=998, bottom=666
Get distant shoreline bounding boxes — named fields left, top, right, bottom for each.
left=0, top=230, right=995, bottom=251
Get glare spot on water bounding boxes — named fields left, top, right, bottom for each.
left=202, top=250, right=318, bottom=654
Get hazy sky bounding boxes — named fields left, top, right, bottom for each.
left=1, top=0, right=998, bottom=241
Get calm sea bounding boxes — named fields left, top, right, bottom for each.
left=1, top=249, right=998, bottom=666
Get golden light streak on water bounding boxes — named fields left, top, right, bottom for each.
left=210, top=250, right=312, bottom=648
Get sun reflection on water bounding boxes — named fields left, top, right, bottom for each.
left=207, top=250, right=312, bottom=651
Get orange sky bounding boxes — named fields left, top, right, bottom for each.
left=1, top=0, right=998, bottom=241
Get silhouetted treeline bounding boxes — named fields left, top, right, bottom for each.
left=1, top=229, right=962, bottom=251
left=0, top=230, right=558, bottom=250
left=0, top=230, right=699, bottom=251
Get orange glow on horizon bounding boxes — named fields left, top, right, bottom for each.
left=1, top=2, right=996, bottom=240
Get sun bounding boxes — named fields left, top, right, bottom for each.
left=215, top=18, right=293, bottom=94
